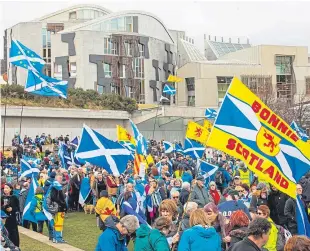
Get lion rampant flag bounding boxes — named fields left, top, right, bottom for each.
left=167, top=74, right=182, bottom=83
left=203, top=119, right=213, bottom=132
left=133, top=154, right=154, bottom=175
left=116, top=125, right=136, bottom=145
left=186, top=121, right=209, bottom=145
left=206, top=77, right=310, bottom=199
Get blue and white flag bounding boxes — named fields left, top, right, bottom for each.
left=9, top=39, right=45, bottom=72
left=163, top=141, right=174, bottom=154
left=198, top=159, right=219, bottom=183
left=175, top=143, right=184, bottom=155
left=290, top=121, right=309, bottom=142
left=130, top=120, right=148, bottom=156
left=25, top=70, right=68, bottom=99
left=43, top=181, right=62, bottom=228
left=183, top=138, right=205, bottom=160
left=70, top=136, right=79, bottom=148
left=296, top=196, right=310, bottom=237
left=122, top=200, right=149, bottom=227
left=20, top=158, right=40, bottom=178
left=119, top=140, right=136, bottom=155
left=70, top=151, right=82, bottom=167
left=22, top=177, right=39, bottom=223
left=58, top=143, right=67, bottom=169
left=79, top=177, right=91, bottom=206
left=75, top=124, right=133, bottom=175
left=163, top=84, right=176, bottom=96
left=205, top=108, right=217, bottom=119
left=22, top=155, right=41, bottom=166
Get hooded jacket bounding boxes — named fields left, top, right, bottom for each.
left=29, top=194, right=48, bottom=222
left=178, top=225, right=221, bottom=251
left=95, top=216, right=127, bottom=251
left=229, top=226, right=248, bottom=247
left=134, top=224, right=170, bottom=251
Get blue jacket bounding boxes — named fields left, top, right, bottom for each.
left=95, top=216, right=127, bottom=251
left=182, top=172, right=193, bottom=184
left=178, top=225, right=221, bottom=251
left=217, top=167, right=232, bottom=188
left=29, top=194, right=48, bottom=223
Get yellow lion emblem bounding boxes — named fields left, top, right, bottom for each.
left=256, top=127, right=281, bottom=157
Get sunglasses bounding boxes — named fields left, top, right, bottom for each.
left=237, top=190, right=244, bottom=192
left=257, top=212, right=264, bottom=216
left=173, top=196, right=179, bottom=199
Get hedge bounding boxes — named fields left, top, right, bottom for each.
left=0, top=84, right=138, bottom=113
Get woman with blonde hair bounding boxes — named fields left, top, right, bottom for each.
left=178, top=208, right=221, bottom=251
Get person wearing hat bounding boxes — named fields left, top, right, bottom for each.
left=234, top=162, right=252, bottom=187
left=249, top=182, right=269, bottom=213
left=1, top=183, right=20, bottom=246
left=190, top=176, right=212, bottom=208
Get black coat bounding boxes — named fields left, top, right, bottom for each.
left=229, top=226, right=248, bottom=248
left=50, top=187, right=67, bottom=213
left=249, top=195, right=268, bottom=212
left=228, top=237, right=261, bottom=251
left=179, top=188, right=190, bottom=205
left=268, top=190, right=289, bottom=226
left=1, top=194, right=19, bottom=230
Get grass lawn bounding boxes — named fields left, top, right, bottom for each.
left=21, top=212, right=134, bottom=251
left=20, top=233, right=60, bottom=251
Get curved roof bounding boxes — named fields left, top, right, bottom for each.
left=59, top=10, right=174, bottom=44
left=34, top=4, right=111, bottom=21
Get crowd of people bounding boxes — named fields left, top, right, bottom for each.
left=1, top=133, right=310, bottom=251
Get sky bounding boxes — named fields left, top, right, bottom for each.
left=0, top=0, right=310, bottom=58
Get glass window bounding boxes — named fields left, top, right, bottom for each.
left=97, top=85, right=104, bottom=94
left=188, top=96, right=195, bottom=106
left=104, top=38, right=117, bottom=55
left=54, top=64, right=62, bottom=73
left=186, top=77, right=195, bottom=91
left=84, top=10, right=91, bottom=19
left=104, top=63, right=112, bottom=77
left=118, top=17, right=125, bottom=31
left=69, top=11, right=77, bottom=20
left=43, top=49, right=46, bottom=58
left=70, top=62, right=77, bottom=77
left=48, top=48, right=51, bottom=57
left=110, top=18, right=118, bottom=31
left=139, top=44, right=144, bottom=57
left=42, top=28, right=47, bottom=48
left=119, top=64, right=126, bottom=78
left=125, top=16, right=133, bottom=32
left=125, top=42, right=132, bottom=56
left=133, top=58, right=144, bottom=78
left=306, top=77, right=310, bottom=95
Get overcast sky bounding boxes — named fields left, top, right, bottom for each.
left=0, top=0, right=310, bottom=58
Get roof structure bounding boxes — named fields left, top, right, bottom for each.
left=34, top=4, right=111, bottom=21
left=206, top=40, right=251, bottom=59
left=180, top=39, right=206, bottom=62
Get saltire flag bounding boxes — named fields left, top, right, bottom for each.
left=167, top=74, right=182, bottom=83
left=117, top=125, right=136, bottom=145
left=205, top=108, right=217, bottom=119
left=75, top=124, right=133, bottom=175
left=186, top=121, right=209, bottom=146
left=9, top=39, right=45, bottom=72
left=25, top=70, right=68, bottom=99
left=163, top=84, right=176, bottom=96
left=296, top=196, right=310, bottom=236
left=130, top=120, right=148, bottom=156
left=175, top=143, right=184, bottom=155
left=22, top=176, right=39, bottom=223
left=163, top=141, right=174, bottom=153
left=70, top=136, right=79, bottom=148
left=20, top=158, right=40, bottom=178
left=79, top=177, right=91, bottom=206
left=290, top=121, right=309, bottom=142
left=119, top=141, right=136, bottom=155
left=58, top=143, right=68, bottom=169
left=206, top=77, right=310, bottom=236
left=183, top=138, right=205, bottom=160
left=22, top=155, right=41, bottom=166
left=43, top=181, right=63, bottom=228
left=69, top=151, right=82, bottom=167
left=122, top=200, right=150, bottom=227
left=203, top=119, right=213, bottom=131
left=198, top=159, right=219, bottom=184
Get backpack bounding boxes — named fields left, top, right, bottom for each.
left=275, top=224, right=292, bottom=251
left=215, top=170, right=224, bottom=186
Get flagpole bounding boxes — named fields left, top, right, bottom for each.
left=19, top=101, right=24, bottom=136
left=152, top=101, right=161, bottom=139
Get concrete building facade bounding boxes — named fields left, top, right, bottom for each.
left=177, top=45, right=310, bottom=107
left=4, top=5, right=205, bottom=105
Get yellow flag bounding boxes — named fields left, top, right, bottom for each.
left=203, top=119, right=213, bottom=131
left=186, top=121, right=209, bottom=145
left=206, top=77, right=310, bottom=198
left=167, top=75, right=182, bottom=83
left=116, top=125, right=136, bottom=145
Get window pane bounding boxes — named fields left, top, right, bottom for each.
left=118, top=17, right=125, bottom=31
left=69, top=11, right=77, bottom=20
left=84, top=10, right=91, bottom=19
left=110, top=18, right=118, bottom=31
left=97, top=85, right=104, bottom=94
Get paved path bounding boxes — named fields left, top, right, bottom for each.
left=19, top=227, right=85, bottom=251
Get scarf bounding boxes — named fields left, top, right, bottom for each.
left=209, top=189, right=221, bottom=205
